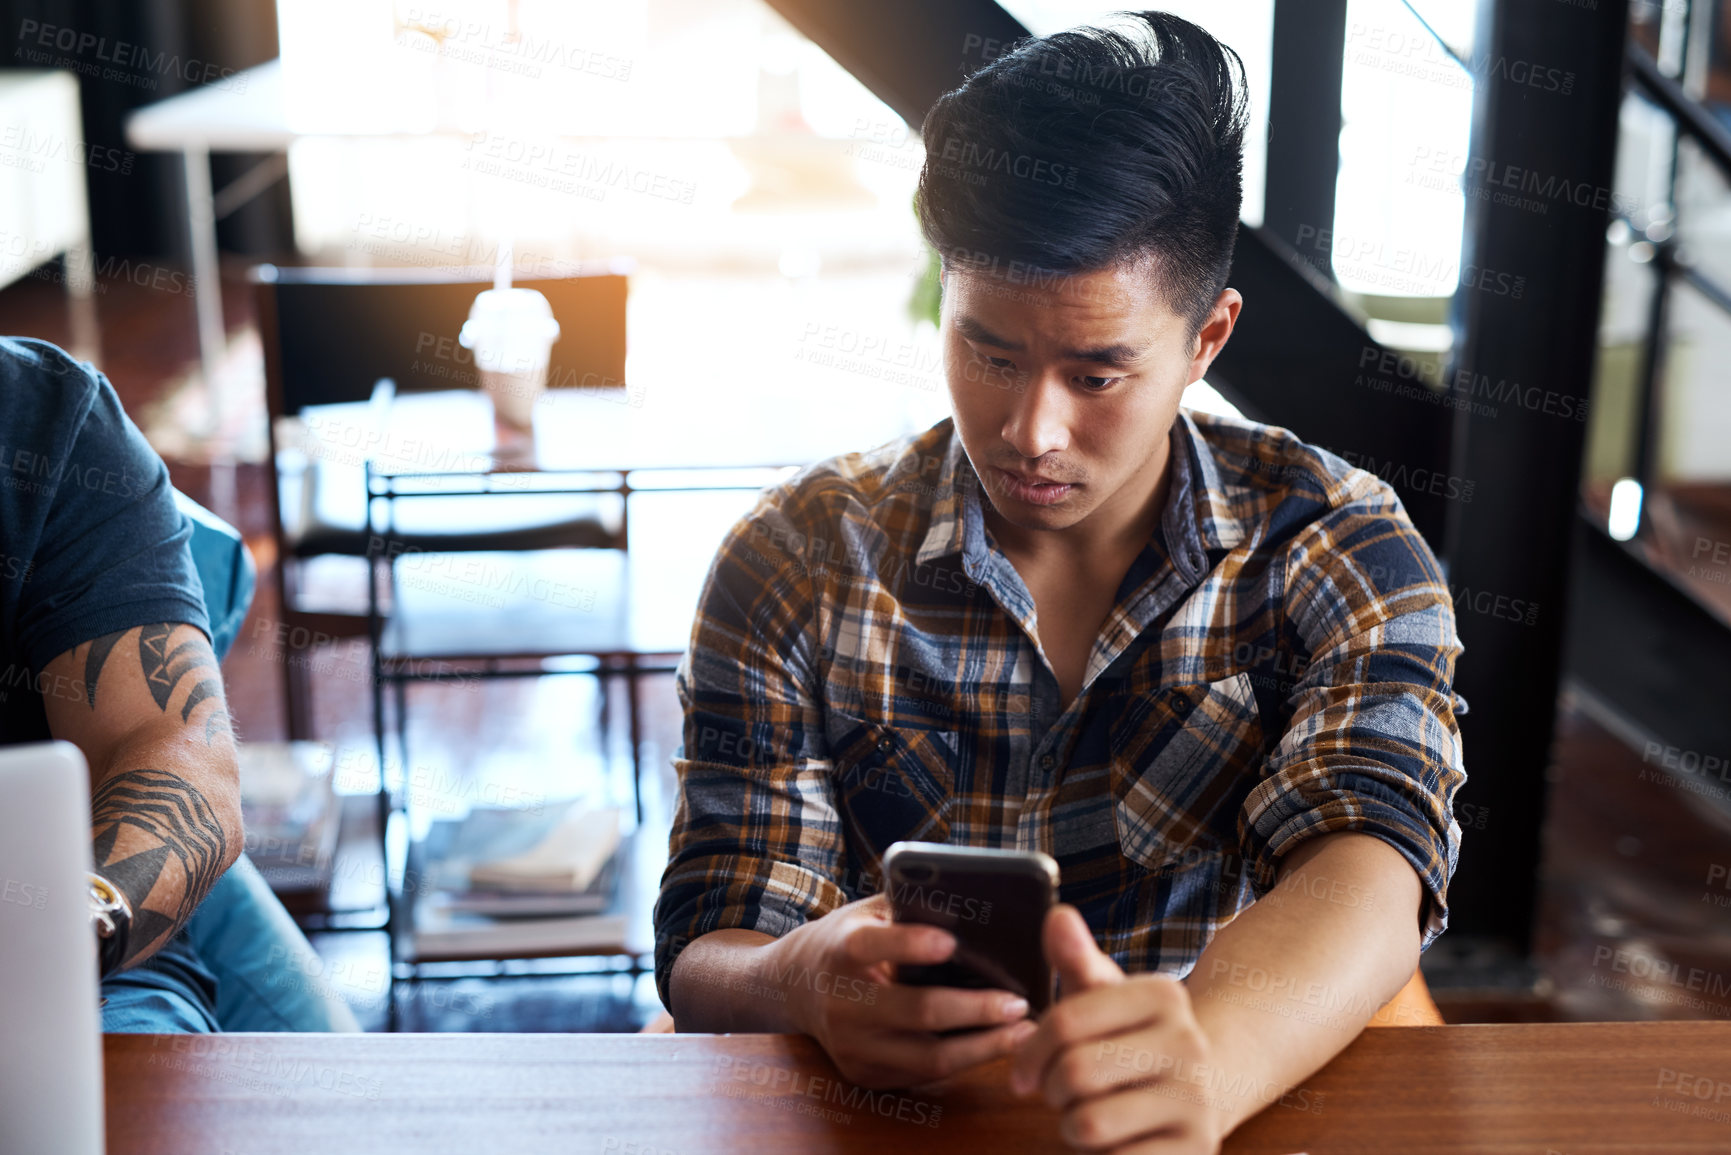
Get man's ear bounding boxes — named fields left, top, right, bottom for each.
left=1187, top=288, right=1242, bottom=383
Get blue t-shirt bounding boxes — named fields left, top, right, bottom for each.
left=0, top=338, right=210, bottom=743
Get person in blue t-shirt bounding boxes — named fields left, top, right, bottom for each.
left=0, top=337, right=355, bottom=1032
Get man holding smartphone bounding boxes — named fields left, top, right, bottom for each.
left=656, top=12, right=1465, bottom=1152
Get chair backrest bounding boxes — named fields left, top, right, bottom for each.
left=251, top=264, right=630, bottom=417
left=173, top=489, right=256, bottom=663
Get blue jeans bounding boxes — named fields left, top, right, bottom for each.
left=100, top=854, right=361, bottom=1033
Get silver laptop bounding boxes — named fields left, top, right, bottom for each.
left=0, top=740, right=105, bottom=1154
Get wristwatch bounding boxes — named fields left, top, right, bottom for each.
left=87, top=871, right=132, bottom=979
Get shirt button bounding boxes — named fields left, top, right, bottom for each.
left=1171, top=693, right=1192, bottom=711
left=1039, top=754, right=1055, bottom=770
left=876, top=735, right=894, bottom=754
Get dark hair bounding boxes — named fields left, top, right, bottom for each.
left=916, top=11, right=1248, bottom=335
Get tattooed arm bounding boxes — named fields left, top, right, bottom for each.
left=39, top=623, right=242, bottom=970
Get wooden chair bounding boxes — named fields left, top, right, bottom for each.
left=640, top=1009, right=677, bottom=1034
left=251, top=263, right=631, bottom=738
left=1369, top=968, right=1444, bottom=1027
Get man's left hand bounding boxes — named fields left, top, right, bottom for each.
left=1008, top=904, right=1230, bottom=1154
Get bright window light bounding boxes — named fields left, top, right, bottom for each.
left=1365, top=318, right=1454, bottom=352
left=1333, top=0, right=1473, bottom=297
left=1183, top=379, right=1245, bottom=420
left=994, top=1, right=1274, bottom=227
left=1608, top=477, right=1643, bottom=541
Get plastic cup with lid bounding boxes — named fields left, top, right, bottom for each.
left=458, top=287, right=561, bottom=428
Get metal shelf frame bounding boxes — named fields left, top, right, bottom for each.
left=357, top=457, right=793, bottom=1029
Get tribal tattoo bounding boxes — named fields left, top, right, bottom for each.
left=89, top=767, right=229, bottom=965
left=81, top=630, right=124, bottom=708
left=80, top=624, right=233, bottom=745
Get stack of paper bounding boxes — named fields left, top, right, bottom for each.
left=468, top=804, right=620, bottom=893
left=408, top=908, right=631, bottom=961
left=406, top=801, right=630, bottom=962
left=238, top=742, right=341, bottom=896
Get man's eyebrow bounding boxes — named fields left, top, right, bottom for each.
left=1064, top=341, right=1150, bottom=368
left=954, top=314, right=1150, bottom=367
left=954, top=315, right=1022, bottom=350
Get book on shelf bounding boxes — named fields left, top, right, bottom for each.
left=408, top=909, right=632, bottom=961
left=238, top=742, right=341, bottom=896
left=404, top=799, right=632, bottom=961
left=468, top=803, right=621, bottom=893
left=430, top=852, right=621, bottom=917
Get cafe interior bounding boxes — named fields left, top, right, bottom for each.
left=1, top=0, right=1729, bottom=1150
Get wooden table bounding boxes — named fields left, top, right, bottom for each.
left=104, top=1022, right=1731, bottom=1154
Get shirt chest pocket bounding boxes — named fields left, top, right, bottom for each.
left=824, top=706, right=957, bottom=857
left=1108, top=673, right=1265, bottom=873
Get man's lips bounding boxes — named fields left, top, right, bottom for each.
left=993, top=467, right=1077, bottom=505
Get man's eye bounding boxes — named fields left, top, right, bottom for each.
left=1074, top=375, right=1121, bottom=391
left=986, top=355, right=1016, bottom=369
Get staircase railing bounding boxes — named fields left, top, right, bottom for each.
left=1560, top=26, right=1731, bottom=839
left=1621, top=42, right=1731, bottom=514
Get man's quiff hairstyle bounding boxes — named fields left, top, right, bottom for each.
left=916, top=11, right=1249, bottom=336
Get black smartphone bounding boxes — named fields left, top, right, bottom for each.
left=882, top=840, right=1060, bottom=1014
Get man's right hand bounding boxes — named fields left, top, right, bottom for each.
left=765, top=894, right=1038, bottom=1089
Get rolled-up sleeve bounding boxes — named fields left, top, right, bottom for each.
left=1239, top=486, right=1466, bottom=950
left=652, top=487, right=849, bottom=1008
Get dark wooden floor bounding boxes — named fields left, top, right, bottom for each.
left=3, top=261, right=1729, bottom=1031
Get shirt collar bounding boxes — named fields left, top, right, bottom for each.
left=1170, top=408, right=1249, bottom=568
left=916, top=409, right=1249, bottom=576
left=915, top=418, right=974, bottom=566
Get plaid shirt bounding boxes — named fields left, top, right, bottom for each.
left=654, top=410, right=1466, bottom=1005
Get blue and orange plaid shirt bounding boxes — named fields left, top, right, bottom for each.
left=654, top=409, right=1466, bottom=1005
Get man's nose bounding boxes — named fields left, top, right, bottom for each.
left=1001, top=372, right=1071, bottom=460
